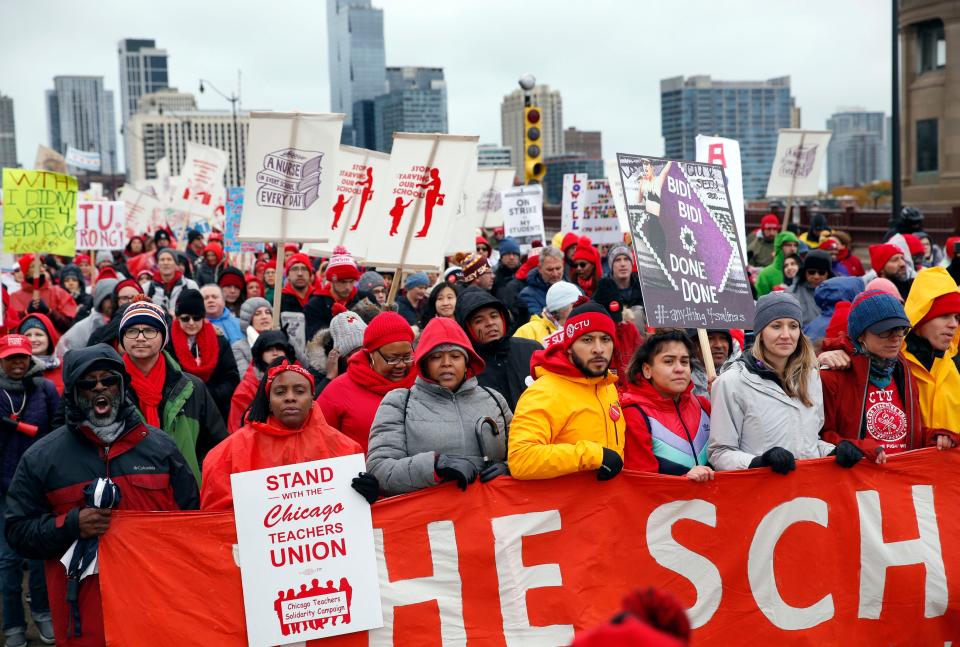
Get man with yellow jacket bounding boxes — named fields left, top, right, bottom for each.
left=903, top=267, right=960, bottom=436
left=508, top=303, right=625, bottom=480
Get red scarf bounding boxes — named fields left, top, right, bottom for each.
left=346, top=350, right=417, bottom=395
left=281, top=283, right=314, bottom=309
left=123, top=353, right=167, bottom=428
left=153, top=269, right=183, bottom=295
left=316, top=283, right=358, bottom=306
left=171, top=319, right=220, bottom=382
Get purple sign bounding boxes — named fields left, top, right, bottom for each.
left=616, top=155, right=754, bottom=329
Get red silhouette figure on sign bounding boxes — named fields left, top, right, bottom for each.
left=349, top=167, right=374, bottom=231
left=331, top=194, right=352, bottom=229
left=273, top=577, right=354, bottom=635
left=388, top=197, right=414, bottom=237
left=415, top=168, right=444, bottom=238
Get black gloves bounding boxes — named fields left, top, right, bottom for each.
left=479, top=462, right=510, bottom=483
left=435, top=455, right=478, bottom=491
left=351, top=472, right=379, bottom=505
left=749, top=447, right=796, bottom=475
left=832, top=440, right=866, bottom=468
left=597, top=448, right=623, bottom=481
left=28, top=299, right=49, bottom=314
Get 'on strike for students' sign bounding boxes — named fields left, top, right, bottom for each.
left=616, top=155, right=754, bottom=329
left=2, top=168, right=78, bottom=256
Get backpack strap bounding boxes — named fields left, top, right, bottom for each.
left=621, top=403, right=652, bottom=434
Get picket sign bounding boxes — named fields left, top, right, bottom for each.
left=100, top=449, right=960, bottom=646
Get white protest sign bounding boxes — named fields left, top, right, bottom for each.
left=118, top=185, right=162, bottom=239
left=231, top=454, right=382, bottom=646
left=239, top=112, right=344, bottom=243
left=302, top=145, right=391, bottom=259
left=170, top=141, right=228, bottom=223
left=76, top=201, right=125, bottom=250
left=445, top=166, right=515, bottom=255
left=765, top=129, right=832, bottom=198
left=502, top=184, right=545, bottom=247
left=696, top=135, right=746, bottom=258
left=561, top=174, right=622, bottom=245
left=65, top=146, right=101, bottom=171
left=362, top=133, right=479, bottom=270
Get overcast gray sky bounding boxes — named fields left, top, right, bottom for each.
left=1, top=0, right=892, bottom=170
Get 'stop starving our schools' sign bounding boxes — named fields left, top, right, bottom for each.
left=616, top=154, right=754, bottom=329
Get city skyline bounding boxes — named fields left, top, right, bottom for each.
left=0, top=0, right=890, bottom=174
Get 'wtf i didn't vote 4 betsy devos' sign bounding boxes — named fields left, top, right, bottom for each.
left=2, top=168, right=78, bottom=256
left=231, top=454, right=382, bottom=646
left=616, top=155, right=755, bottom=329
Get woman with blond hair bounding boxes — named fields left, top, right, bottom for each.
left=708, top=292, right=834, bottom=473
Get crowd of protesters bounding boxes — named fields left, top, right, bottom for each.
left=0, top=205, right=956, bottom=646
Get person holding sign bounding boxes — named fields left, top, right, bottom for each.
left=200, top=360, right=378, bottom=511
left=708, top=293, right=834, bottom=473
left=507, top=303, right=624, bottom=481
left=367, top=317, right=511, bottom=495
left=9, top=255, right=77, bottom=334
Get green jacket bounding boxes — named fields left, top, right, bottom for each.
left=754, top=232, right=800, bottom=297
left=747, top=231, right=776, bottom=267
left=129, top=352, right=227, bottom=484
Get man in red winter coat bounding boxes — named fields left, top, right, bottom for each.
left=9, top=255, right=77, bottom=333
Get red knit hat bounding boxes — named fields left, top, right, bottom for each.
left=917, top=291, right=960, bottom=328
left=218, top=271, right=245, bottom=290
left=363, top=312, right=414, bottom=352
left=17, top=254, right=37, bottom=277
left=203, top=242, right=224, bottom=264
left=563, top=302, right=616, bottom=351
left=902, top=233, right=925, bottom=257
left=826, top=301, right=853, bottom=341
left=572, top=236, right=599, bottom=266
left=760, top=213, right=779, bottom=229
left=869, top=244, right=902, bottom=273
left=946, top=237, right=960, bottom=258
left=325, top=246, right=360, bottom=281
left=561, top=232, right=580, bottom=252
left=284, top=253, right=313, bottom=274
left=475, top=236, right=491, bottom=251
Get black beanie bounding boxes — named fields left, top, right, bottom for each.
left=252, top=330, right=297, bottom=371
left=802, top=250, right=832, bottom=276
left=176, top=288, right=205, bottom=318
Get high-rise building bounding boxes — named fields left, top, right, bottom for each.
left=358, top=66, right=448, bottom=153
left=126, top=107, right=249, bottom=186
left=501, top=84, right=563, bottom=182
left=46, top=76, right=118, bottom=174
left=564, top=127, right=602, bottom=159
left=0, top=92, right=17, bottom=175
left=327, top=0, right=386, bottom=144
left=660, top=75, right=795, bottom=200
left=543, top=154, right=603, bottom=205
left=826, top=108, right=888, bottom=188
left=478, top=144, right=512, bottom=169
left=118, top=39, right=169, bottom=173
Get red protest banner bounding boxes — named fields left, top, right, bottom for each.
left=99, top=449, right=960, bottom=646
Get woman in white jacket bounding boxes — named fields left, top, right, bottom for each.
left=708, top=292, right=834, bottom=473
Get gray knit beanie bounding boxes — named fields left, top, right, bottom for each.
left=357, top=271, right=385, bottom=294
left=240, top=297, right=271, bottom=327
left=329, top=311, right=367, bottom=355
left=753, top=292, right=802, bottom=333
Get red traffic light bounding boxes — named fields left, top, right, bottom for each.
left=527, top=108, right=541, bottom=124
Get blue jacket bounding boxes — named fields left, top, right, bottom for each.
left=518, top=268, right=550, bottom=315
left=804, top=276, right=864, bottom=342
left=0, top=360, right=60, bottom=494
left=207, top=310, right=244, bottom=345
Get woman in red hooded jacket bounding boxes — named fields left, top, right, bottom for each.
left=620, top=330, right=714, bottom=481
left=201, top=359, right=378, bottom=510
left=317, top=312, right=417, bottom=452
left=17, top=313, right=63, bottom=393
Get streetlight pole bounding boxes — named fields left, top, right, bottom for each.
left=199, top=77, right=242, bottom=186
left=892, top=0, right=902, bottom=220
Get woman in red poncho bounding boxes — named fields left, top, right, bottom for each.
left=316, top=312, right=417, bottom=453
left=200, top=360, right=379, bottom=510
left=17, top=313, right=63, bottom=393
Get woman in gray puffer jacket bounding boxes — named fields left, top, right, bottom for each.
left=367, top=317, right=512, bottom=496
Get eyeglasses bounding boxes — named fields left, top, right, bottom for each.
left=178, top=315, right=204, bottom=323
left=805, top=269, right=829, bottom=276
left=376, top=349, right=414, bottom=366
left=76, top=374, right=122, bottom=390
left=476, top=246, right=490, bottom=252
left=123, top=326, right=161, bottom=340
left=876, top=326, right=911, bottom=339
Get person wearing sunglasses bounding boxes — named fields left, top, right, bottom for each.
left=0, top=334, right=60, bottom=646
left=570, top=236, right=602, bottom=297
left=789, top=250, right=834, bottom=325
left=4, top=343, right=198, bottom=647
left=367, top=317, right=511, bottom=496
left=821, top=290, right=957, bottom=466
left=167, top=289, right=240, bottom=425
left=317, top=312, right=416, bottom=453
left=119, top=298, right=226, bottom=484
